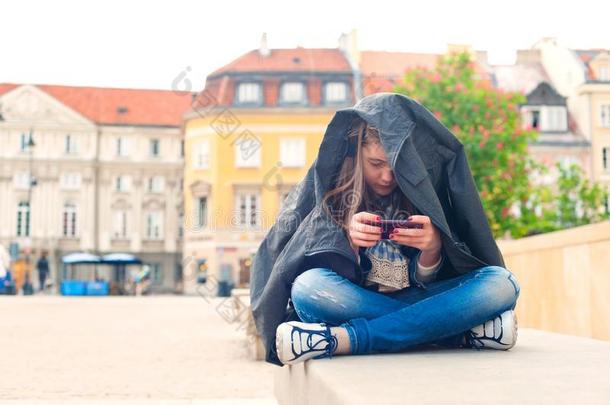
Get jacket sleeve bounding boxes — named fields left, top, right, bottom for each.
left=250, top=226, right=309, bottom=366
left=249, top=168, right=315, bottom=313
left=409, top=251, right=444, bottom=289
left=445, top=146, right=505, bottom=268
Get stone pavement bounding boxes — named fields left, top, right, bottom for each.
left=0, top=295, right=277, bottom=402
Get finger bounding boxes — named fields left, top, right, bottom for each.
left=392, top=228, right=426, bottom=237
left=352, top=238, right=378, bottom=247
left=352, top=230, right=381, bottom=242
left=352, top=222, right=382, bottom=235
left=355, top=212, right=381, bottom=225
left=390, top=236, right=424, bottom=249
left=407, top=215, right=431, bottom=225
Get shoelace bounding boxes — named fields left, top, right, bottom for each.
left=290, top=323, right=338, bottom=361
left=463, top=330, right=484, bottom=351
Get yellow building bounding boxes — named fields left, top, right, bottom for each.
left=182, top=43, right=356, bottom=294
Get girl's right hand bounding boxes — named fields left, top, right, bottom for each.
left=348, top=212, right=383, bottom=248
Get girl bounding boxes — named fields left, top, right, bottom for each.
left=274, top=115, right=521, bottom=365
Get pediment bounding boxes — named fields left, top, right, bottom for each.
left=0, top=85, right=93, bottom=126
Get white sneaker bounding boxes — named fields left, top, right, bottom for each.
left=275, top=321, right=338, bottom=365
left=466, top=310, right=518, bottom=350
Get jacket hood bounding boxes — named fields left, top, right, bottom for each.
left=310, top=92, right=465, bottom=243
left=315, top=92, right=462, bottom=195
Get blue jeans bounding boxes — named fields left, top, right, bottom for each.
left=290, top=266, right=521, bottom=355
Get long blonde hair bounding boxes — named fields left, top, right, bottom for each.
left=321, top=117, right=416, bottom=248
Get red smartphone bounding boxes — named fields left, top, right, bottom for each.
left=363, top=219, right=423, bottom=239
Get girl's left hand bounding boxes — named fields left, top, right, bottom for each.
left=389, top=215, right=442, bottom=254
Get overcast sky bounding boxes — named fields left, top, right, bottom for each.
left=3, top=0, right=609, bottom=91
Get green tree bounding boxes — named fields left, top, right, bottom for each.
left=394, top=52, right=609, bottom=238
left=394, top=52, right=538, bottom=238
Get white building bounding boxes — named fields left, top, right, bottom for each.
left=0, top=83, right=192, bottom=292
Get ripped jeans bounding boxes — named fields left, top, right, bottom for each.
left=290, top=266, right=521, bottom=355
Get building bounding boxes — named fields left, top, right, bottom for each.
left=0, top=83, right=192, bottom=293
left=491, top=50, right=591, bottom=187
left=182, top=36, right=355, bottom=294
left=531, top=38, right=610, bottom=211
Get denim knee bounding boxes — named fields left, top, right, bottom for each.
left=475, top=265, right=521, bottom=308
left=291, top=267, right=333, bottom=322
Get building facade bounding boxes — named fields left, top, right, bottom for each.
left=0, top=83, right=191, bottom=293
left=182, top=42, right=355, bottom=294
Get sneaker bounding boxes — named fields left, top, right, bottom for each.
left=275, top=321, right=338, bottom=365
left=465, top=310, right=518, bottom=350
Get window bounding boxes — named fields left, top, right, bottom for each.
left=146, top=211, right=164, bottom=239
left=280, top=138, right=306, bottom=167
left=279, top=82, right=307, bottom=104
left=19, top=133, right=29, bottom=152
left=196, top=197, right=207, bottom=228
left=324, top=82, right=349, bottom=104
left=192, top=140, right=209, bottom=169
left=60, top=173, right=82, bottom=190
left=235, top=192, right=260, bottom=227
left=115, top=175, right=131, bottom=192
left=113, top=210, right=128, bottom=238
left=148, top=176, right=165, bottom=193
left=150, top=139, right=160, bottom=157
left=531, top=110, right=540, bottom=129
left=603, top=147, right=609, bottom=171
left=150, top=263, right=163, bottom=284
left=62, top=203, right=78, bottom=237
left=521, top=107, right=540, bottom=130
left=599, top=67, right=609, bottom=81
left=180, top=140, right=184, bottom=158
left=13, top=172, right=31, bottom=189
left=234, top=135, right=261, bottom=167
left=116, top=137, right=130, bottom=156
left=236, top=82, right=262, bottom=104
left=16, top=202, right=30, bottom=237
left=600, top=105, right=610, bottom=127
left=546, top=106, right=568, bottom=132
left=65, top=134, right=77, bottom=154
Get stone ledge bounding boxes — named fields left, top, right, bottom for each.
left=274, top=329, right=610, bottom=405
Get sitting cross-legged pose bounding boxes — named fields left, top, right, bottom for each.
left=250, top=93, right=521, bottom=367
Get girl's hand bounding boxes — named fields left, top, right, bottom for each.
left=348, top=211, right=382, bottom=249
left=389, top=215, right=442, bottom=263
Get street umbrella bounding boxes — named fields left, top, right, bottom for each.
left=62, top=252, right=101, bottom=264
left=100, top=253, right=142, bottom=265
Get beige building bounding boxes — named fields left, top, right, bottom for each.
left=0, top=83, right=192, bottom=292
left=576, top=50, right=610, bottom=210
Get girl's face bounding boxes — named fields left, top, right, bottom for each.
left=361, top=142, right=397, bottom=196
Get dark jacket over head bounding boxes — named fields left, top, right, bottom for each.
left=250, top=93, right=505, bottom=366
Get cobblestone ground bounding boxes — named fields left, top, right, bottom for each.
left=0, top=295, right=277, bottom=402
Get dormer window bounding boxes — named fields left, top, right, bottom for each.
left=236, top=82, right=262, bottom=105
left=324, top=82, right=349, bottom=104
left=279, top=82, right=307, bottom=105
left=521, top=106, right=567, bottom=132
left=599, top=66, right=609, bottom=81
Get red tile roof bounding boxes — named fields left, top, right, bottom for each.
left=360, top=51, right=440, bottom=95
left=360, top=51, right=440, bottom=76
left=360, top=50, right=493, bottom=95
left=0, top=83, right=193, bottom=126
left=208, top=48, right=352, bottom=77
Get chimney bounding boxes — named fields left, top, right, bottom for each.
left=259, top=33, right=270, bottom=57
